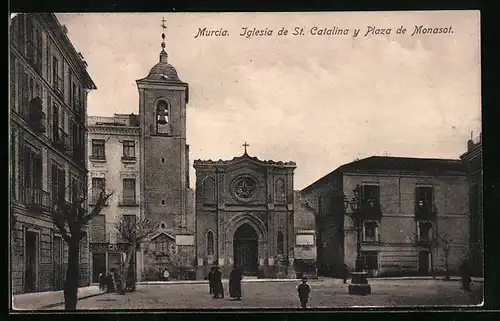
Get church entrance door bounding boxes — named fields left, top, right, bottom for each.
left=233, top=223, right=258, bottom=276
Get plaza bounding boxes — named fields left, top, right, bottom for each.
left=41, top=278, right=483, bottom=310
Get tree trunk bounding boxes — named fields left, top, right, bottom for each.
left=64, top=239, right=80, bottom=310
left=120, top=246, right=134, bottom=294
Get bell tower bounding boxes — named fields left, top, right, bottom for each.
left=136, top=18, right=191, bottom=237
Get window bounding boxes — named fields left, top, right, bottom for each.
left=277, top=230, right=284, bottom=255
left=90, top=215, right=106, bottom=243
left=122, top=178, right=136, bottom=205
left=91, top=140, right=105, bottom=160
left=207, top=231, right=214, bottom=256
left=156, top=100, right=170, bottom=134
left=361, top=185, right=380, bottom=206
left=418, top=221, right=433, bottom=242
left=362, top=251, right=379, bottom=270
left=275, top=179, right=285, bottom=203
left=364, top=221, right=379, bottom=242
left=123, top=214, right=137, bottom=239
left=122, top=141, right=135, bottom=159
left=416, top=186, right=433, bottom=208
left=91, top=177, right=106, bottom=204
left=52, top=104, right=59, bottom=141
left=51, top=164, right=65, bottom=204
left=70, top=175, right=80, bottom=204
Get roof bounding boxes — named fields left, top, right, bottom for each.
left=302, top=156, right=469, bottom=194
left=193, top=152, right=296, bottom=168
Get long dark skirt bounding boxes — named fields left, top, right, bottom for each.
left=229, top=280, right=242, bottom=298
left=213, top=282, right=224, bottom=298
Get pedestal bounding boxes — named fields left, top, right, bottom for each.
left=348, top=271, right=371, bottom=295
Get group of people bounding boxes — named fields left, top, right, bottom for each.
left=98, top=268, right=135, bottom=293
left=207, top=266, right=243, bottom=300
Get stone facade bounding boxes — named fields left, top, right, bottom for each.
left=460, top=134, right=483, bottom=276
left=194, top=152, right=316, bottom=279
left=302, top=156, right=471, bottom=277
left=10, top=13, right=95, bottom=293
left=136, top=45, right=196, bottom=280
left=87, top=114, right=143, bottom=282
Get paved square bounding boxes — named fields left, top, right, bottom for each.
left=47, top=279, right=483, bottom=310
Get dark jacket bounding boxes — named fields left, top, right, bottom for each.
left=297, top=283, right=311, bottom=298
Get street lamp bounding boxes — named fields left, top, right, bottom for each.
left=343, top=184, right=371, bottom=295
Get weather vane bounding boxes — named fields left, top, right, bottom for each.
left=160, top=17, right=167, bottom=50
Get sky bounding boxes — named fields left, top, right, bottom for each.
left=56, top=11, right=481, bottom=190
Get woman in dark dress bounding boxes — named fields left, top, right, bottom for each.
left=229, top=266, right=243, bottom=300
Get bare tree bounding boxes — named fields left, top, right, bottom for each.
left=52, top=187, right=114, bottom=310
left=115, top=216, right=158, bottom=294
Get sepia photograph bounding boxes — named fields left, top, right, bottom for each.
left=9, top=11, right=483, bottom=311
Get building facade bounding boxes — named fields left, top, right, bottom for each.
left=301, top=156, right=470, bottom=277
left=136, top=35, right=196, bottom=279
left=87, top=114, right=142, bottom=282
left=194, top=152, right=316, bottom=279
left=10, top=13, right=96, bottom=293
left=460, top=134, right=483, bottom=276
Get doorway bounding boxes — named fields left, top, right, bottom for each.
left=92, top=253, right=106, bottom=283
left=24, top=231, right=38, bottom=293
left=53, top=236, right=63, bottom=290
left=418, top=251, right=430, bottom=275
left=233, top=223, right=258, bottom=276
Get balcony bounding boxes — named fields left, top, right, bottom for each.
left=26, top=41, right=42, bottom=74
left=121, top=155, right=137, bottom=163
left=23, top=188, right=51, bottom=212
left=89, top=154, right=106, bottom=162
left=54, top=128, right=70, bottom=152
left=119, top=196, right=138, bottom=207
left=415, top=203, right=437, bottom=221
left=360, top=201, right=382, bottom=220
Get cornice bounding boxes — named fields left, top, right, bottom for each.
left=88, top=125, right=139, bottom=136
left=193, top=153, right=297, bottom=169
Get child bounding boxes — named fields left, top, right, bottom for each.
left=297, top=277, right=311, bottom=308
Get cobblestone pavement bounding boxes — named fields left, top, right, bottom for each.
left=47, top=278, right=484, bottom=310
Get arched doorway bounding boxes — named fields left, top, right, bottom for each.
left=233, top=223, right=258, bottom=276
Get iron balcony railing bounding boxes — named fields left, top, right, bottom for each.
left=415, top=203, right=437, bottom=221
left=121, top=155, right=137, bottom=162
left=23, top=187, right=51, bottom=211
left=119, top=196, right=138, bottom=206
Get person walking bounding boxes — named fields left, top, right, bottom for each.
left=297, top=277, right=311, bottom=308
left=212, top=266, right=224, bottom=298
left=229, top=266, right=243, bottom=300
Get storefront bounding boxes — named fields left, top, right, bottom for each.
left=90, top=243, right=136, bottom=283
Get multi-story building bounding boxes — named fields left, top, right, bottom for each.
left=87, top=114, right=142, bottom=282
left=460, top=133, right=483, bottom=276
left=301, top=156, right=470, bottom=277
left=10, top=13, right=96, bottom=293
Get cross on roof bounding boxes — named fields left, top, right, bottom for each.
left=242, top=142, right=250, bottom=154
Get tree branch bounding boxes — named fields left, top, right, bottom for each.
left=82, top=189, right=114, bottom=224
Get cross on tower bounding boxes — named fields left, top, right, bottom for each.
left=161, top=17, right=167, bottom=30
left=242, top=142, right=250, bottom=154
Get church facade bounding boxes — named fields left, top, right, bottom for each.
left=194, top=151, right=316, bottom=279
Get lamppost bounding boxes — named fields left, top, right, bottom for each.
left=343, top=184, right=371, bottom=295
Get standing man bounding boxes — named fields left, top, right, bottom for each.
left=229, top=266, right=243, bottom=300
left=212, top=266, right=224, bottom=298
left=459, top=260, right=473, bottom=292
left=297, top=277, right=311, bottom=308
left=207, top=266, right=216, bottom=295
